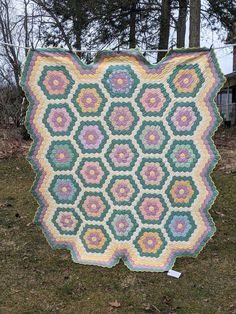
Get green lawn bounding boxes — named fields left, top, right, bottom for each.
left=0, top=157, right=236, bottom=314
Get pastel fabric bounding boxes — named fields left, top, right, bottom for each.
left=20, top=48, right=225, bottom=272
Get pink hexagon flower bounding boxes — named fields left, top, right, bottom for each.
left=80, top=161, right=105, bottom=185
left=78, top=125, right=104, bottom=149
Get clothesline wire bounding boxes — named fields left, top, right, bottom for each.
left=0, top=40, right=235, bottom=52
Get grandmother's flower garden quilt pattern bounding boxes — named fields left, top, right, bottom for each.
left=20, top=48, right=225, bottom=271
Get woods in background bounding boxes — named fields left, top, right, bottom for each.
left=0, top=0, right=235, bottom=130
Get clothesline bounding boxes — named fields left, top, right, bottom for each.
left=0, top=40, right=235, bottom=52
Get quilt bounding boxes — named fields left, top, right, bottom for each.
left=20, top=48, right=225, bottom=271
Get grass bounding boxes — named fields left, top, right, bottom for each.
left=0, top=157, right=236, bottom=314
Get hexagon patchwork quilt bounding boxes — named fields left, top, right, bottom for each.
left=20, top=48, right=225, bottom=272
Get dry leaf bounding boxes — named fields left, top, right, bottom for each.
left=109, top=300, right=121, bottom=308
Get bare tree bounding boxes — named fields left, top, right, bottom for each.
left=0, top=0, right=43, bottom=127
left=0, top=0, right=22, bottom=94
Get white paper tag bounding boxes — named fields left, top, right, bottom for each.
left=167, top=269, right=182, bottom=278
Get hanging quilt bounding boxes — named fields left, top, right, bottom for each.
left=20, top=48, right=225, bottom=272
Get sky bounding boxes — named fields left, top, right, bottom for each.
left=199, top=26, right=233, bottom=74
left=210, top=47, right=233, bottom=74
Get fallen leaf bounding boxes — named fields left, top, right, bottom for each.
left=109, top=300, right=121, bottom=308
left=213, top=210, right=225, bottom=217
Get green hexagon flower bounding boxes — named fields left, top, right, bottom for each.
left=105, top=102, right=139, bottom=135
left=76, top=157, right=109, bottom=188
left=102, top=65, right=139, bottom=98
left=166, top=140, right=200, bottom=172
left=74, top=121, right=108, bottom=153
left=164, top=211, right=197, bottom=241
left=166, top=176, right=199, bottom=208
left=43, top=103, right=76, bottom=137
left=80, top=224, right=111, bottom=253
left=133, top=228, right=167, bottom=258
left=108, top=210, right=138, bottom=241
left=135, top=83, right=171, bottom=116
left=136, top=158, right=169, bottom=189
left=46, top=140, right=78, bottom=171
left=38, top=65, right=75, bottom=99
left=135, top=121, right=170, bottom=153
left=167, top=64, right=204, bottom=98
left=166, top=102, right=202, bottom=136
left=52, top=208, right=81, bottom=235
left=106, top=175, right=139, bottom=206
left=105, top=139, right=138, bottom=171
left=49, top=175, right=80, bottom=204
left=72, top=83, right=107, bottom=116
left=78, top=191, right=110, bottom=221
left=135, top=194, right=168, bottom=224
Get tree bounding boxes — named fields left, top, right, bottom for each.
left=0, top=0, right=43, bottom=130
left=0, top=0, right=25, bottom=126
left=0, top=0, right=22, bottom=94
left=205, top=0, right=236, bottom=35
left=34, top=0, right=164, bottom=52
left=226, top=20, right=236, bottom=72
left=32, top=0, right=74, bottom=50
left=189, top=0, right=201, bottom=47
left=129, top=0, right=138, bottom=48
left=157, top=0, right=171, bottom=61
left=176, top=0, right=188, bottom=48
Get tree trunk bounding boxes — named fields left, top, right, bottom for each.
left=232, top=21, right=236, bottom=72
left=74, top=22, right=82, bottom=50
left=233, top=45, right=236, bottom=72
left=23, top=0, right=29, bottom=57
left=189, top=0, right=201, bottom=47
left=72, top=0, right=85, bottom=57
left=177, top=0, right=188, bottom=48
left=157, top=0, right=171, bottom=62
left=129, top=1, right=137, bottom=48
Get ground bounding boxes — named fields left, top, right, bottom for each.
left=0, top=128, right=236, bottom=314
